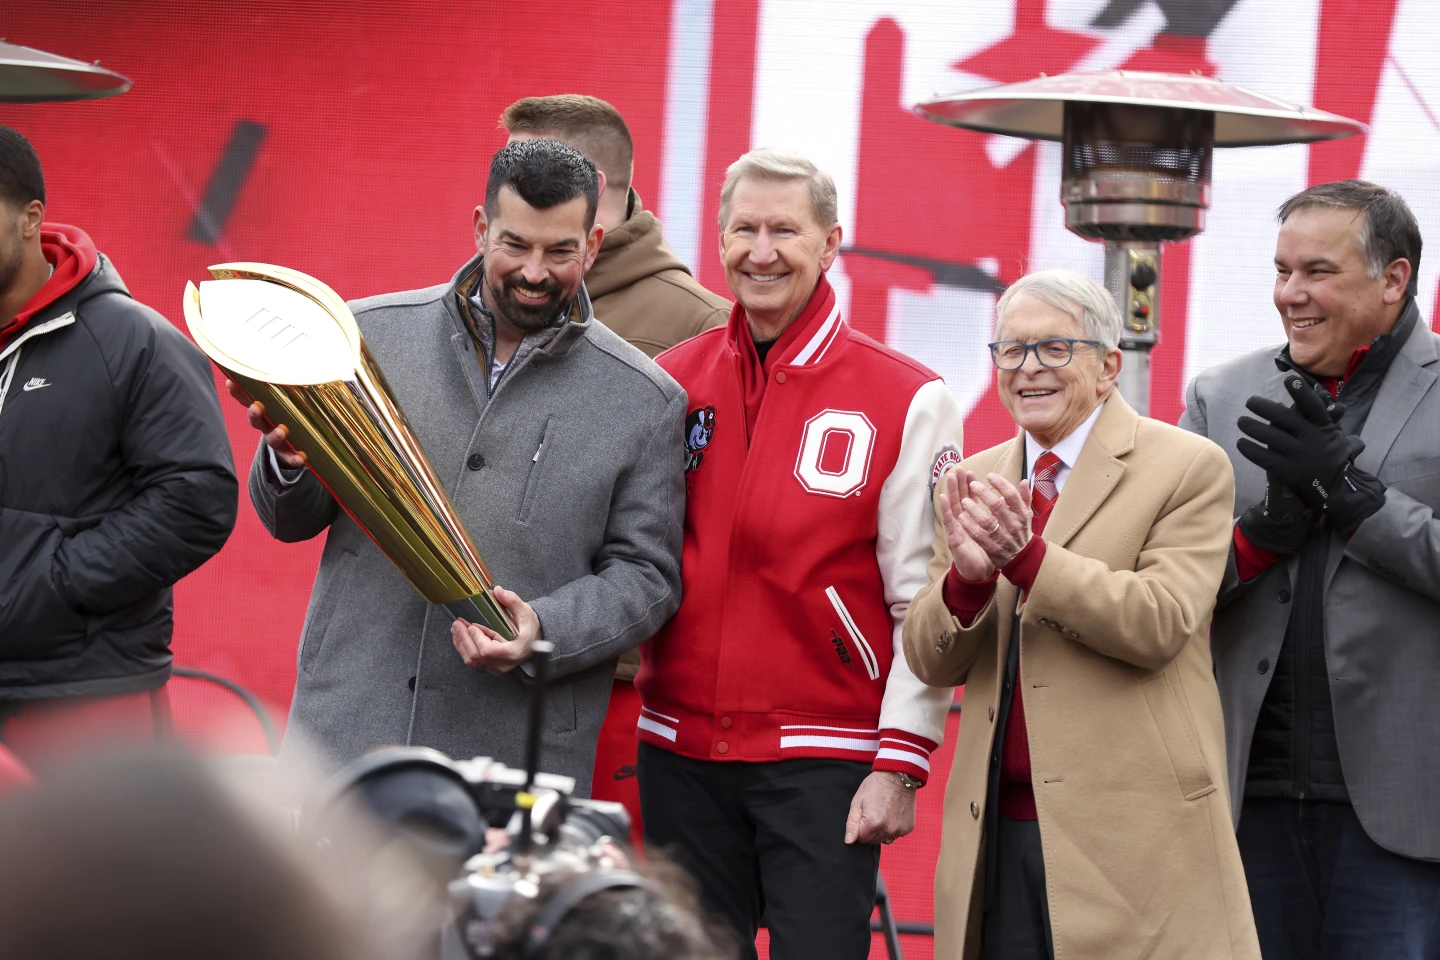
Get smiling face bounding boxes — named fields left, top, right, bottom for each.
left=473, top=185, right=601, bottom=332
left=718, top=177, right=841, bottom=339
left=995, top=293, right=1120, bottom=449
left=1273, top=206, right=1410, bottom=377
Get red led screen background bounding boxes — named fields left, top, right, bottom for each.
left=7, top=2, right=1438, bottom=956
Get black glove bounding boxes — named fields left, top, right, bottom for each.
left=1237, top=376, right=1360, bottom=514
left=1238, top=471, right=1315, bottom=554
left=1325, top=461, right=1387, bottom=536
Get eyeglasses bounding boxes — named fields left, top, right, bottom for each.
left=987, top=338, right=1105, bottom=370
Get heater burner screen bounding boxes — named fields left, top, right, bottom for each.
left=1062, top=102, right=1214, bottom=185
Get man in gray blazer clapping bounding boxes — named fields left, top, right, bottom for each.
left=1181, top=179, right=1440, bottom=959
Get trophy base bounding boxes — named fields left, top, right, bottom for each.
left=443, top=595, right=518, bottom=642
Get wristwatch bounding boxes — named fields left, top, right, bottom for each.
left=892, top=772, right=923, bottom=790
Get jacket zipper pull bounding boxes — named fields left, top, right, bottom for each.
left=533, top=441, right=544, bottom=463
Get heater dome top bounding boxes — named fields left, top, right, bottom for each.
left=0, top=40, right=131, bottom=103
left=915, top=70, right=1363, bottom=147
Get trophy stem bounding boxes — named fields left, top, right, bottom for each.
left=444, top=595, right=519, bottom=642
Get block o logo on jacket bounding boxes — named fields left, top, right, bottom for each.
left=794, top=410, right=876, bottom=498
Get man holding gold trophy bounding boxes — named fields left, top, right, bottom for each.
left=214, top=139, right=686, bottom=792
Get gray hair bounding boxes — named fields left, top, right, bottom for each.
left=1278, top=179, right=1422, bottom=298
left=718, top=148, right=838, bottom=230
left=996, top=269, right=1124, bottom=351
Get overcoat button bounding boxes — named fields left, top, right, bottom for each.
left=775, top=371, right=787, bottom=384
left=988, top=706, right=995, bottom=722
left=1278, top=589, right=1291, bottom=603
left=407, top=676, right=416, bottom=691
left=720, top=717, right=732, bottom=729
left=466, top=453, right=484, bottom=471
left=971, top=801, right=980, bottom=819
left=1258, top=659, right=1270, bottom=675
left=716, top=742, right=729, bottom=754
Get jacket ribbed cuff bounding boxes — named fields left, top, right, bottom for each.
left=872, top=728, right=939, bottom=785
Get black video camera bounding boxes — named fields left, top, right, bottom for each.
left=304, top=641, right=652, bottom=959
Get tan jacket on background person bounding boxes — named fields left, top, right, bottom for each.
left=590, top=190, right=729, bottom=682
left=903, top=396, right=1259, bottom=960
left=586, top=191, right=730, bottom=358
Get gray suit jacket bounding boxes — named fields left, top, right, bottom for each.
left=1179, top=302, right=1440, bottom=860
left=250, top=254, right=686, bottom=795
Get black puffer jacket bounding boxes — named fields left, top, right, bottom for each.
left=0, top=228, right=237, bottom=699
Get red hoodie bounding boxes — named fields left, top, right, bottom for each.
left=0, top=223, right=98, bottom=353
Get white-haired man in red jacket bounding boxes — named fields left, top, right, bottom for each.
left=636, top=148, right=965, bottom=959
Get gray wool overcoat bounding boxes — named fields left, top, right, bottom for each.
left=249, top=254, right=687, bottom=794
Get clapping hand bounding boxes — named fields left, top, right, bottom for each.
left=937, top=469, right=1035, bottom=577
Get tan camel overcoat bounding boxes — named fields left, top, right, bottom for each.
left=903, top=395, right=1260, bottom=960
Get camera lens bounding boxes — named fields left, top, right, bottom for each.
left=558, top=799, right=631, bottom=848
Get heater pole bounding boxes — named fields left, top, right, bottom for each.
left=1103, top=241, right=1162, bottom=418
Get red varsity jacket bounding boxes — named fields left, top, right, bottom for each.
left=636, top=277, right=964, bottom=783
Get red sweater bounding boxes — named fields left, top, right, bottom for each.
left=637, top=277, right=966, bottom=783
left=944, top=510, right=1052, bottom=818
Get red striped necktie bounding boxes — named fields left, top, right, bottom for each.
left=1031, top=451, right=1061, bottom=518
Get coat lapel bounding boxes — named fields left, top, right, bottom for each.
left=1354, top=307, right=1438, bottom=476
left=1324, top=307, right=1438, bottom=587
left=1042, top=395, right=1134, bottom=550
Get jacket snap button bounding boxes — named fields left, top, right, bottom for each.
left=1258, top=659, right=1270, bottom=675
left=775, top=371, right=787, bottom=384
left=970, top=801, right=980, bottom=819
left=720, top=717, right=732, bottom=729
left=988, top=706, right=995, bottom=722
left=716, top=742, right=729, bottom=754
left=407, top=676, right=417, bottom=691
left=1278, top=589, right=1291, bottom=603
left=466, top=453, right=484, bottom=471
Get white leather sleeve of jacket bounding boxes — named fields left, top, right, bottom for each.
left=874, top=378, right=966, bottom=763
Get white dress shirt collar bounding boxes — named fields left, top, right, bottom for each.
left=1023, top=399, right=1107, bottom=495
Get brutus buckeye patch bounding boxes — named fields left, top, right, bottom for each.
left=685, top=405, right=716, bottom=473
left=930, top=444, right=963, bottom=496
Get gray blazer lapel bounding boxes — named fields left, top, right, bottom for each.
left=1354, top=315, right=1438, bottom=476
left=1324, top=311, right=1438, bottom=587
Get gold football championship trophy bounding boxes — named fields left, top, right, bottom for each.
left=184, top=263, right=517, bottom=640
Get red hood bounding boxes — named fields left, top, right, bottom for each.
left=0, top=223, right=98, bottom=352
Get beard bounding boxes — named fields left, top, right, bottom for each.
left=0, top=223, right=24, bottom=301
left=486, top=272, right=572, bottom=333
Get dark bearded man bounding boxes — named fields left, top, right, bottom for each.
left=236, top=139, right=686, bottom=791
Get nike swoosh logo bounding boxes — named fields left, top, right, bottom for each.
left=22, top=381, right=50, bottom=391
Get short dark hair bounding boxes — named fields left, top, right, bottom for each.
left=1278, top=179, right=1423, bottom=298
left=488, top=861, right=733, bottom=960
left=501, top=95, right=634, bottom=195
left=485, top=138, right=599, bottom=231
left=0, top=126, right=45, bottom=209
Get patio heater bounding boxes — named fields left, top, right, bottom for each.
left=915, top=71, right=1364, bottom=416
left=0, top=40, right=131, bottom=102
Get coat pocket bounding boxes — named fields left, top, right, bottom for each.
left=825, top=586, right=880, bottom=680
left=1141, top=672, right=1216, bottom=801
left=518, top=417, right=558, bottom=524
left=0, top=509, right=89, bottom=660
left=298, top=550, right=359, bottom=674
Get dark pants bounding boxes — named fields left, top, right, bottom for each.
left=983, top=818, right=1055, bottom=960
left=637, top=743, right=879, bottom=960
left=1238, top=798, right=1440, bottom=960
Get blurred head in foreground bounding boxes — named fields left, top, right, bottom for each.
left=0, top=749, right=386, bottom=960
left=483, top=858, right=736, bottom=960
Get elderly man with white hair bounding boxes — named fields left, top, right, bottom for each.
left=903, top=270, right=1260, bottom=960
left=634, top=148, right=965, bottom=958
